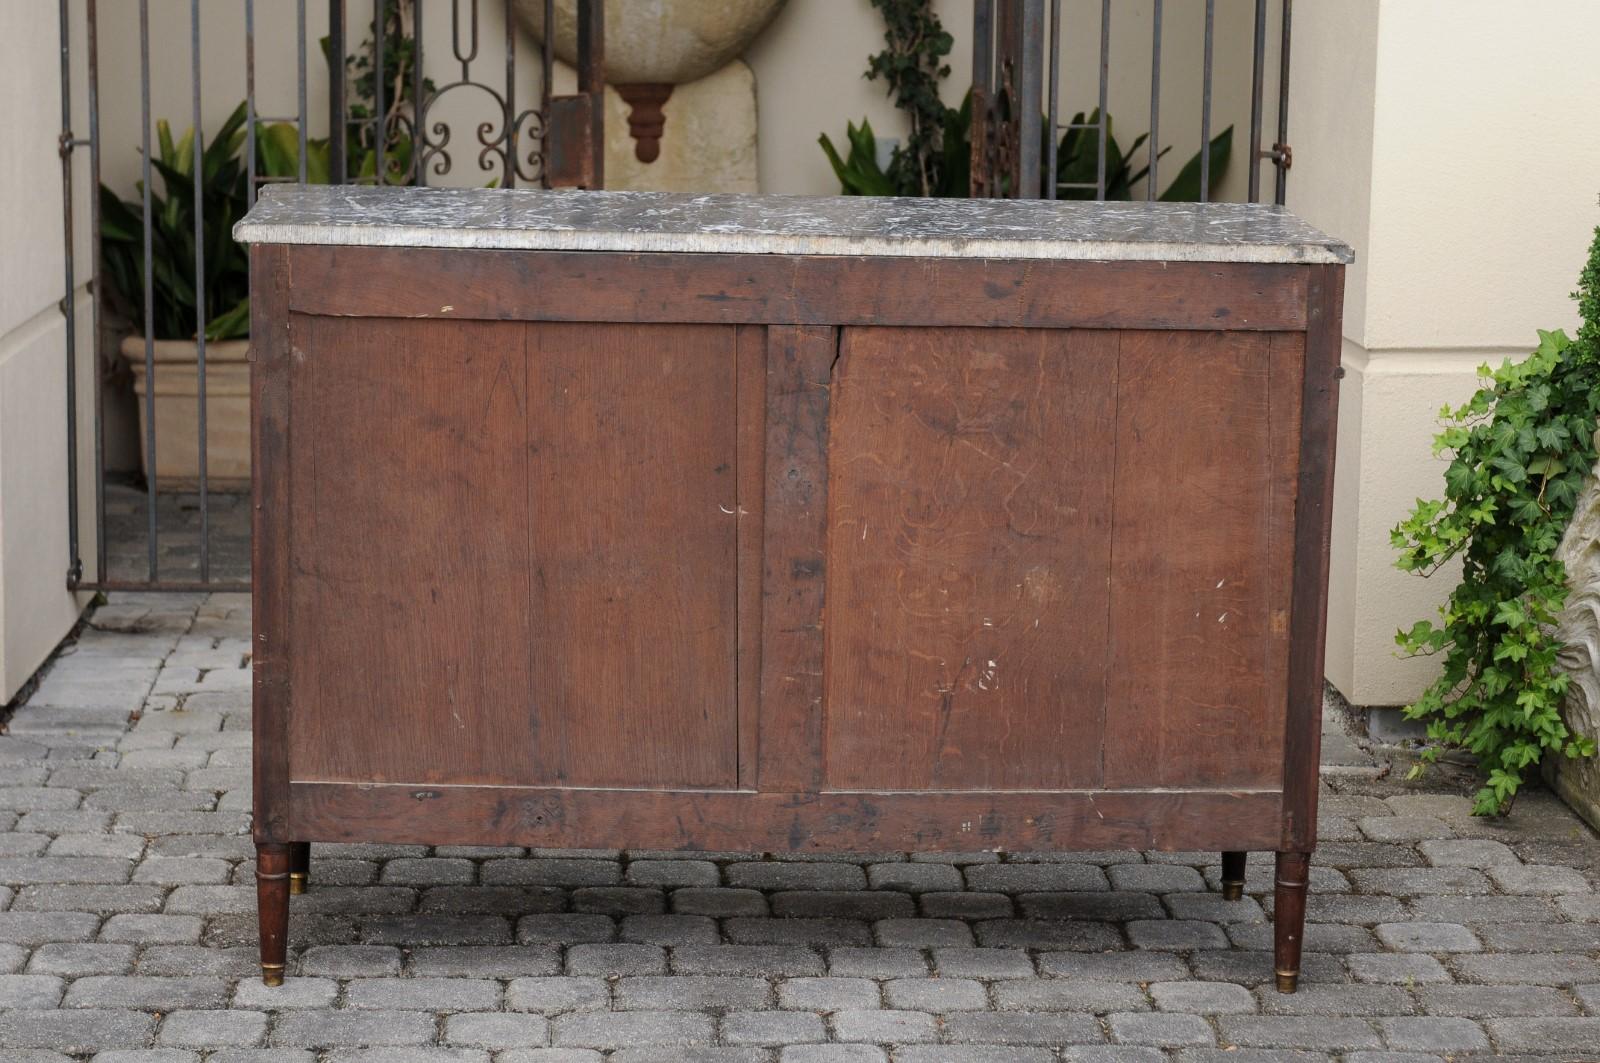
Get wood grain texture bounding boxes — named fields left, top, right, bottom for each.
left=735, top=326, right=767, bottom=790
left=288, top=316, right=535, bottom=786
left=249, top=245, right=292, bottom=843
left=288, top=246, right=1311, bottom=332
left=1281, top=266, right=1345, bottom=851
left=824, top=327, right=1118, bottom=790
left=755, top=326, right=837, bottom=792
left=524, top=323, right=739, bottom=789
left=1102, top=329, right=1292, bottom=790
left=290, top=781, right=1285, bottom=853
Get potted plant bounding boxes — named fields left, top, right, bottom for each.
left=100, top=102, right=253, bottom=491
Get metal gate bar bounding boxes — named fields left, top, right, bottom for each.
left=973, top=0, right=1293, bottom=204
left=61, top=0, right=602, bottom=593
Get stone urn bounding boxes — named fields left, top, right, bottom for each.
left=1549, top=435, right=1600, bottom=829
left=512, top=0, right=786, bottom=163
left=119, top=336, right=251, bottom=491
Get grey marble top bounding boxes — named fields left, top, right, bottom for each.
left=234, top=184, right=1352, bottom=264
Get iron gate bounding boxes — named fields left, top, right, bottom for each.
left=971, top=0, right=1292, bottom=203
left=58, top=0, right=602, bottom=593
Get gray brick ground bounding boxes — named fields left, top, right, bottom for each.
left=0, top=1008, right=156, bottom=1051
left=270, top=1010, right=438, bottom=1048
left=780, top=1047, right=885, bottom=1063
left=1150, top=980, right=1257, bottom=1014
left=829, top=1008, right=939, bottom=1044
left=720, top=1010, right=827, bottom=1045
left=443, top=1011, right=553, bottom=1048
left=1486, top=1017, right=1600, bottom=1053
left=777, top=977, right=881, bottom=1011
left=7, top=591, right=1600, bottom=1060
left=552, top=1010, right=714, bottom=1049
left=157, top=1009, right=269, bottom=1047
left=943, top=1011, right=1103, bottom=1046
left=1109, top=1011, right=1216, bottom=1046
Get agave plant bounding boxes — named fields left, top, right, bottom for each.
left=100, top=102, right=253, bottom=342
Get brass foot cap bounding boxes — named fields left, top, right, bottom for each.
left=1275, top=970, right=1299, bottom=994
left=261, top=964, right=285, bottom=987
left=1221, top=881, right=1244, bottom=901
left=288, top=872, right=307, bottom=895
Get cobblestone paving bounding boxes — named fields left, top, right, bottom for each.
left=101, top=483, right=251, bottom=587
left=2, top=594, right=1599, bottom=1061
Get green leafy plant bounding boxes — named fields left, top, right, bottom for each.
left=822, top=93, right=1230, bottom=202
left=862, top=0, right=955, bottom=196
left=100, top=102, right=252, bottom=341
left=322, top=0, right=434, bottom=185
left=819, top=0, right=1230, bottom=201
left=1053, top=109, right=1232, bottom=202
left=1393, top=224, right=1600, bottom=815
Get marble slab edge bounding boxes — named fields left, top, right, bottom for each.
left=233, top=185, right=1354, bottom=265
left=233, top=221, right=1349, bottom=264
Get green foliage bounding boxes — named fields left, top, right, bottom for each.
left=821, top=93, right=973, bottom=199
left=862, top=0, right=955, bottom=197
left=100, top=102, right=252, bottom=342
left=322, top=0, right=434, bottom=185
left=1393, top=224, right=1600, bottom=815
left=819, top=0, right=1230, bottom=202
left=821, top=93, right=1230, bottom=203
left=1053, top=110, right=1231, bottom=202
left=102, top=6, right=429, bottom=342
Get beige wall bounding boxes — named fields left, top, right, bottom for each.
left=0, top=4, right=95, bottom=701
left=1296, top=0, right=1600, bottom=706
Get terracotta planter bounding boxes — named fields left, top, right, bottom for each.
left=119, top=335, right=251, bottom=491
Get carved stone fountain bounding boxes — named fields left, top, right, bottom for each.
left=513, top=0, right=786, bottom=168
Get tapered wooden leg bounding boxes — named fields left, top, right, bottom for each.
left=256, top=842, right=290, bottom=986
left=1273, top=850, right=1310, bottom=993
left=288, top=842, right=310, bottom=895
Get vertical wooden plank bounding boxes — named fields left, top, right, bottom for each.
left=250, top=244, right=292, bottom=844
left=736, top=326, right=767, bottom=790
left=1102, top=329, right=1282, bottom=789
left=524, top=322, right=740, bottom=789
left=1265, top=331, right=1306, bottom=793
left=823, top=327, right=1118, bottom=791
left=1281, top=265, right=1345, bottom=850
left=756, top=325, right=837, bottom=793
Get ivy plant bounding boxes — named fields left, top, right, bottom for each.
left=860, top=0, right=955, bottom=197
left=1393, top=223, right=1600, bottom=815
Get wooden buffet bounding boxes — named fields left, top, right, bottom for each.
left=237, top=185, right=1349, bottom=991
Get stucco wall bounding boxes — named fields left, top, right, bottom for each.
left=0, top=4, right=94, bottom=701
left=1295, top=0, right=1600, bottom=706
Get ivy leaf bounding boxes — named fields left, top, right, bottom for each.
left=1391, top=223, right=1600, bottom=817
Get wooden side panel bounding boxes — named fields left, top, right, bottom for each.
left=755, top=326, right=837, bottom=792
left=288, top=316, right=535, bottom=786
left=288, top=246, right=1312, bottom=332
left=250, top=245, right=292, bottom=842
left=824, top=327, right=1118, bottom=791
left=292, top=781, right=1286, bottom=854
left=1102, top=329, right=1295, bottom=789
left=1282, top=265, right=1345, bottom=850
left=524, top=323, right=740, bottom=789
